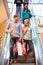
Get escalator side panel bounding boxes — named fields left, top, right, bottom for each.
left=0, top=34, right=10, bottom=65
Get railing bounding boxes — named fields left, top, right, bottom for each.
left=31, top=16, right=43, bottom=65
left=0, top=33, right=10, bottom=65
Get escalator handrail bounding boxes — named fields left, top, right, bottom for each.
left=31, top=16, right=43, bottom=65
left=30, top=4, right=43, bottom=64
left=0, top=33, right=10, bottom=65
left=0, top=34, right=8, bottom=56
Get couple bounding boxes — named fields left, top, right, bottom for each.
left=6, top=14, right=33, bottom=63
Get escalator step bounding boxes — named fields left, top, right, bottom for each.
left=28, top=51, right=35, bottom=58
left=10, top=63, right=36, bottom=65
left=17, top=55, right=35, bottom=63
left=16, top=50, right=35, bottom=63
left=17, top=56, right=25, bottom=63
left=27, top=58, right=35, bottom=63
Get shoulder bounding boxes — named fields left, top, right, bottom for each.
left=27, top=10, right=31, bottom=14
left=9, top=22, right=14, bottom=27
left=28, top=9, right=31, bottom=12
left=18, top=23, right=23, bottom=29
left=18, top=22, right=22, bottom=26
left=9, top=22, right=12, bottom=25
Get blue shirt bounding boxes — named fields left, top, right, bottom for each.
left=21, top=10, right=32, bottom=21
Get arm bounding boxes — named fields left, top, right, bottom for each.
left=36, top=32, right=40, bottom=34
left=19, top=24, right=23, bottom=39
left=23, top=28, right=28, bottom=35
left=29, top=10, right=32, bottom=18
left=6, top=22, right=10, bottom=33
left=21, top=10, right=24, bottom=21
left=6, top=22, right=13, bottom=34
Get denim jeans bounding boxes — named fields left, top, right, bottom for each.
left=16, top=6, right=21, bottom=17
left=10, top=37, right=19, bottom=60
left=24, top=40, right=33, bottom=52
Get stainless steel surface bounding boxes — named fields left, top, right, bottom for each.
left=0, top=34, right=10, bottom=65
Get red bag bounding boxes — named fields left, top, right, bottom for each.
left=13, top=40, right=26, bottom=56
left=22, top=41, right=26, bottom=55
left=13, top=40, right=22, bottom=53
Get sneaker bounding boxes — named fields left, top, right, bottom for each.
left=14, top=60, right=17, bottom=63
left=10, top=59, right=13, bottom=64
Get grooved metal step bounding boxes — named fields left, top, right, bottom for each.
left=16, top=51, right=35, bottom=63
left=28, top=51, right=35, bottom=58
left=10, top=63, right=36, bottom=65
left=17, top=57, right=35, bottom=63
left=10, top=46, right=36, bottom=65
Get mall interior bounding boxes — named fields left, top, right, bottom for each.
left=0, top=0, right=43, bottom=65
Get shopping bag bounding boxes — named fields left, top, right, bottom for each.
left=15, top=40, right=23, bottom=56
left=16, top=40, right=23, bottom=55
left=13, top=40, right=26, bottom=56
left=22, top=41, right=26, bottom=55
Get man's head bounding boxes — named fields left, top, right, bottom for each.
left=13, top=14, right=19, bottom=23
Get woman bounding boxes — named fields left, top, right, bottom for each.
left=21, top=3, right=32, bottom=22
left=22, top=19, right=33, bottom=62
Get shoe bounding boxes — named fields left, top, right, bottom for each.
left=14, top=60, right=17, bottom=63
left=25, top=60, right=28, bottom=63
left=10, top=59, right=13, bottom=64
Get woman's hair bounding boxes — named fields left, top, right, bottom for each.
left=24, top=19, right=30, bottom=27
left=23, top=3, right=28, bottom=11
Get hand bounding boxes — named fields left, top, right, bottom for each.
left=22, top=39, right=24, bottom=42
left=36, top=32, right=40, bottom=34
left=19, top=38, right=21, bottom=41
left=6, top=31, right=10, bottom=34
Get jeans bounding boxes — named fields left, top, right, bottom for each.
left=24, top=40, right=33, bottom=52
left=16, top=6, right=21, bottom=17
left=10, top=37, right=19, bottom=60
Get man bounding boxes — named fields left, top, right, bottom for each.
left=6, top=15, right=22, bottom=63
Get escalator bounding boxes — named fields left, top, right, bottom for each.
left=11, top=51, right=36, bottom=65
left=0, top=21, right=43, bottom=65
left=0, top=34, right=36, bottom=65
left=0, top=0, right=43, bottom=65
left=0, top=14, right=43, bottom=65
left=32, top=27, right=43, bottom=65
left=10, top=17, right=43, bottom=65
left=10, top=42, right=36, bottom=65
